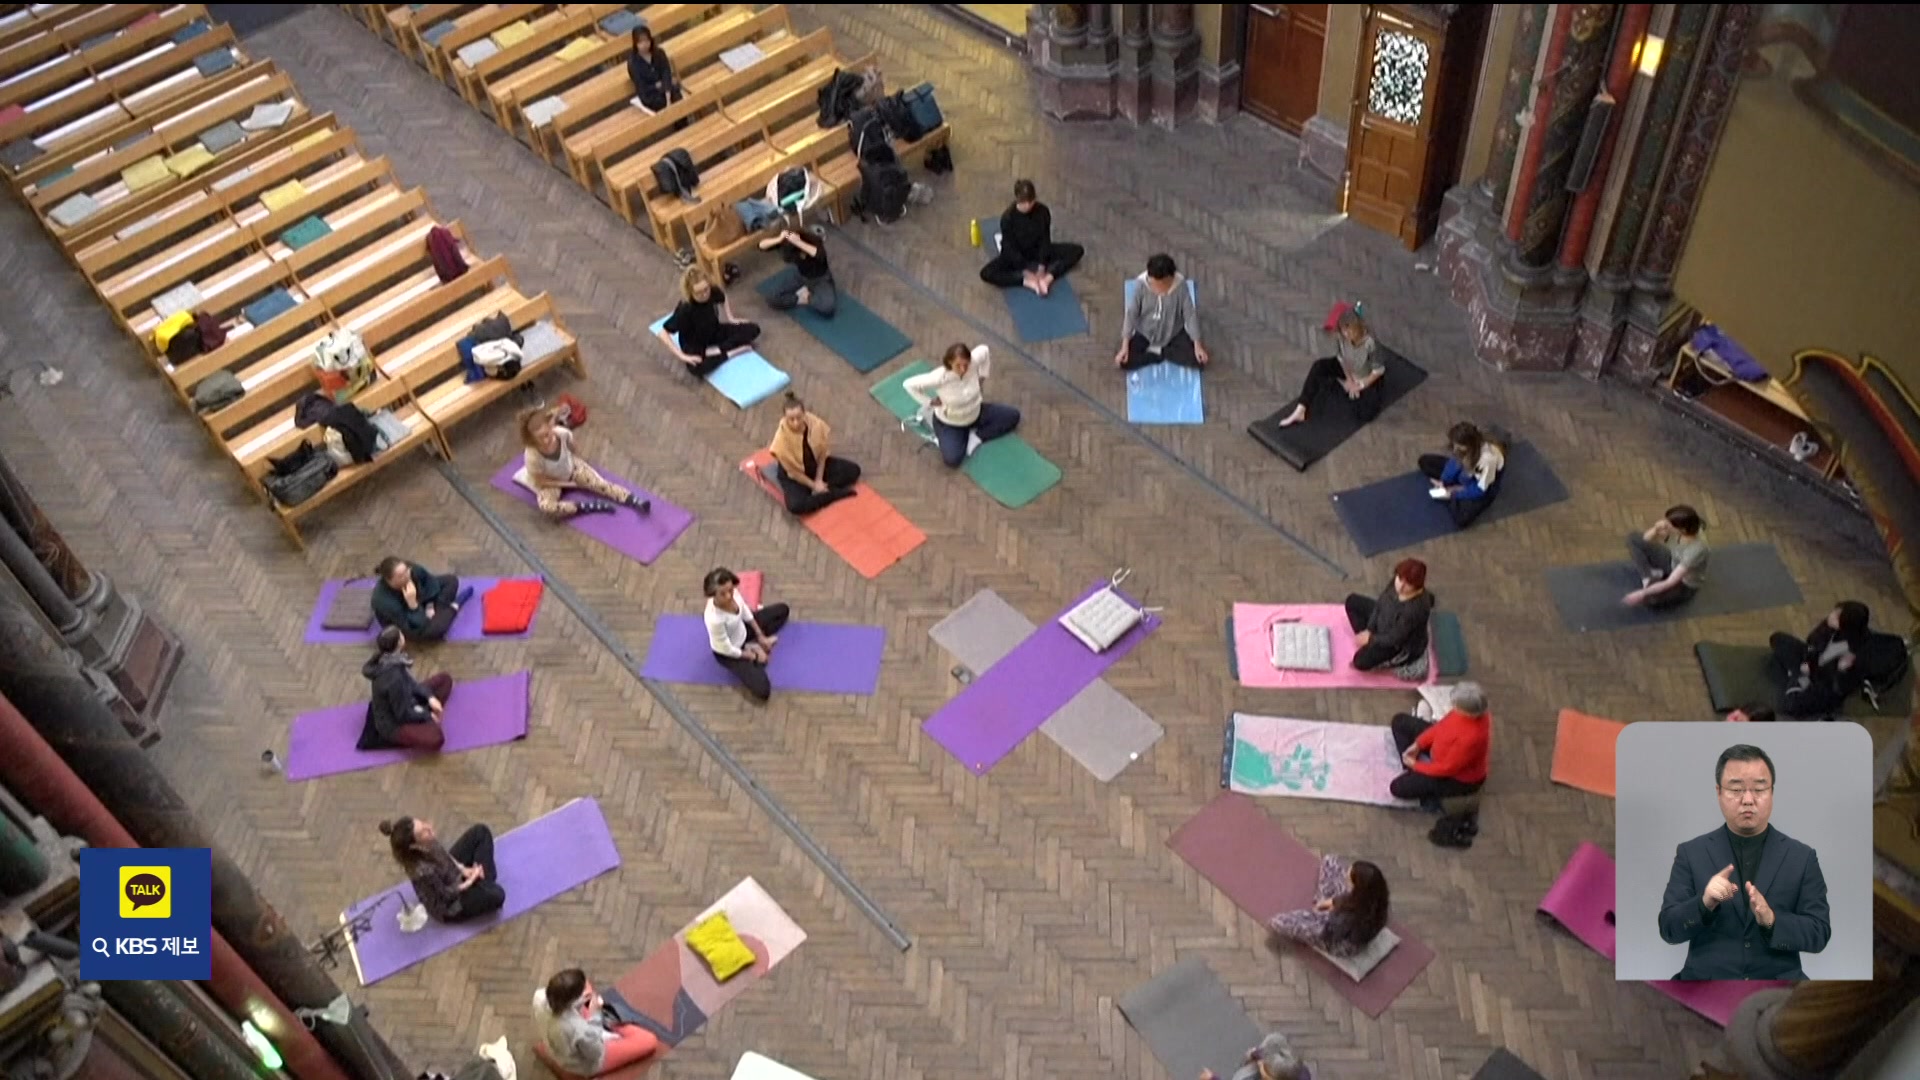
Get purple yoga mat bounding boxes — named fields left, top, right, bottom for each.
left=342, top=798, right=620, bottom=986
left=639, top=615, right=886, bottom=695
left=302, top=577, right=541, bottom=645
left=488, top=460, right=693, bottom=565
left=923, top=582, right=1161, bottom=774
left=284, top=670, right=532, bottom=782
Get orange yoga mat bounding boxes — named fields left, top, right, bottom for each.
left=736, top=570, right=763, bottom=609
left=1550, top=709, right=1626, bottom=798
left=741, top=452, right=925, bottom=579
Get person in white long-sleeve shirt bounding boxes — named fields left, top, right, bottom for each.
left=702, top=567, right=791, bottom=702
left=902, top=343, right=1022, bottom=468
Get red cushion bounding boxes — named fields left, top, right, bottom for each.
left=736, top=570, right=763, bottom=610
left=481, top=579, right=544, bottom=634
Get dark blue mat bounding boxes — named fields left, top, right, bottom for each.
left=981, top=211, right=1087, bottom=342
left=1546, top=542, right=1802, bottom=633
left=1330, top=441, right=1569, bottom=556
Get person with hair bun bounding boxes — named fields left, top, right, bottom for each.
left=375, top=814, right=504, bottom=924
left=517, top=404, right=649, bottom=520
left=534, top=967, right=659, bottom=1075
left=1267, top=853, right=1392, bottom=961
left=1624, top=504, right=1709, bottom=609
left=661, top=265, right=759, bottom=377
left=767, top=393, right=860, bottom=515
left=903, top=343, right=1021, bottom=468
left=1342, top=558, right=1434, bottom=674
left=356, top=627, right=453, bottom=751
left=702, top=567, right=791, bottom=702
left=1274, top=304, right=1384, bottom=427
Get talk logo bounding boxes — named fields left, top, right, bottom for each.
left=119, top=865, right=171, bottom=919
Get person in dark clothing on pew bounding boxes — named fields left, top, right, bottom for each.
left=980, top=180, right=1083, bottom=297
left=626, top=27, right=681, bottom=112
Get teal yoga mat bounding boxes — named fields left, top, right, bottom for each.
left=870, top=361, right=1061, bottom=508
left=754, top=268, right=909, bottom=373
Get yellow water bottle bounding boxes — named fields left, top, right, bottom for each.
left=969, top=218, right=982, bottom=248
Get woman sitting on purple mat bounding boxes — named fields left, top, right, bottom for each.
left=704, top=567, right=791, bottom=703
left=377, top=814, right=505, bottom=923
left=535, top=968, right=660, bottom=1076
left=356, top=627, right=454, bottom=752
left=1266, top=855, right=1390, bottom=959
left=370, top=556, right=471, bottom=641
left=519, top=405, right=651, bottom=520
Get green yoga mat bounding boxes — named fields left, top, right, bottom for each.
left=755, top=269, right=910, bottom=373
left=870, top=361, right=1061, bottom=509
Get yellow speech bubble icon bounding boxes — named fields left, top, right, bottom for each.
left=119, top=865, right=171, bottom=919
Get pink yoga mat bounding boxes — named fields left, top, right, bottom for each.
left=284, top=670, right=531, bottom=782
left=1169, top=794, right=1434, bottom=1017
left=1231, top=603, right=1437, bottom=689
left=1537, top=842, right=1788, bottom=1026
left=302, top=577, right=539, bottom=645
left=489, top=460, right=693, bottom=565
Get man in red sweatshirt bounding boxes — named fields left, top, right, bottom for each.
left=1389, top=681, right=1491, bottom=806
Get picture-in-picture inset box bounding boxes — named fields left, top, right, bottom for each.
left=1615, top=721, right=1873, bottom=981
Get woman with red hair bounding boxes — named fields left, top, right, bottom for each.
left=1343, top=558, right=1434, bottom=675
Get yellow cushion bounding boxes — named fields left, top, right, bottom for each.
left=555, top=36, right=597, bottom=62
left=684, top=913, right=755, bottom=982
left=260, top=179, right=306, bottom=212
left=153, top=310, right=194, bottom=350
left=165, top=145, right=214, bottom=177
left=490, top=20, right=533, bottom=48
left=122, top=155, right=170, bottom=191
left=290, top=129, right=331, bottom=153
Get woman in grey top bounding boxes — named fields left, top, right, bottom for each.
left=1275, top=305, right=1387, bottom=427
left=1199, top=1032, right=1310, bottom=1080
left=1624, top=504, right=1709, bottom=609
left=1114, top=253, right=1209, bottom=370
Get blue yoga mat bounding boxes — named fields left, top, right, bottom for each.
left=1330, top=441, right=1570, bottom=556
left=984, top=214, right=1088, bottom=342
left=754, top=268, right=909, bottom=373
left=648, top=315, right=788, bottom=408
left=1123, top=278, right=1203, bottom=424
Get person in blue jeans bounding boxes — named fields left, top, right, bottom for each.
left=902, top=343, right=1022, bottom=468
left=1418, top=422, right=1506, bottom=529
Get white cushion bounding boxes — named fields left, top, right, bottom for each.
left=1059, top=587, right=1142, bottom=653
left=1269, top=622, right=1333, bottom=671
left=511, top=465, right=534, bottom=493
left=1315, top=927, right=1398, bottom=981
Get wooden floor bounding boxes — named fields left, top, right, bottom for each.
left=0, top=6, right=1906, bottom=1079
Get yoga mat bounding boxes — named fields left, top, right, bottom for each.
left=1000, top=275, right=1087, bottom=343
left=639, top=615, right=885, bottom=695
left=923, top=580, right=1161, bottom=775
left=731, top=1053, right=818, bottom=1080
left=490, top=461, right=694, bottom=565
left=1432, top=611, right=1469, bottom=677
left=1550, top=709, right=1624, bottom=797
left=1545, top=543, right=1803, bottom=633
left=1537, top=842, right=1790, bottom=1026
left=1223, top=713, right=1417, bottom=808
left=1473, top=1049, right=1547, bottom=1080
left=929, top=589, right=1162, bottom=781
left=342, top=798, right=621, bottom=985
left=284, top=670, right=531, bottom=782
left=740, top=451, right=924, bottom=578
left=1116, top=956, right=1262, bottom=1080
left=869, top=362, right=1062, bottom=508
left=1329, top=441, right=1570, bottom=556
left=1122, top=278, right=1204, bottom=424
left=754, top=268, right=909, bottom=373
left=648, top=315, right=791, bottom=408
left=1230, top=603, right=1438, bottom=689
left=1169, top=795, right=1435, bottom=1017
left=302, top=577, right=540, bottom=645
left=1694, top=641, right=1912, bottom=718
left=1247, top=348, right=1428, bottom=471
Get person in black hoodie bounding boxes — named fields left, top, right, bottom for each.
left=626, top=26, right=681, bottom=112
left=1770, top=601, right=1872, bottom=716
left=357, top=627, right=455, bottom=751
left=979, top=179, right=1083, bottom=297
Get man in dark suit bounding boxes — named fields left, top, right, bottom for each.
left=1657, top=744, right=1831, bottom=980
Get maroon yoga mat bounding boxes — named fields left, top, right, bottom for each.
left=1169, top=794, right=1434, bottom=1017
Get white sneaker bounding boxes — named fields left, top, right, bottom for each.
left=966, top=431, right=983, bottom=457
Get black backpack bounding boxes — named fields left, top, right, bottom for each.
left=264, top=443, right=338, bottom=507
left=847, top=107, right=889, bottom=162
left=858, top=153, right=911, bottom=225
left=1856, top=631, right=1913, bottom=711
left=651, top=149, right=699, bottom=198
left=876, top=90, right=920, bottom=141
left=815, top=69, right=864, bottom=127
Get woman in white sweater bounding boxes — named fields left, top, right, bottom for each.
left=1417, top=421, right=1506, bottom=529
left=903, top=343, right=1022, bottom=468
left=702, top=567, right=791, bottom=702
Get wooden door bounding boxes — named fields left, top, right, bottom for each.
left=1345, top=7, right=1445, bottom=247
left=1241, top=4, right=1327, bottom=135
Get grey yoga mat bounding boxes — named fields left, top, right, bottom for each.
left=1118, top=956, right=1263, bottom=1080
left=929, top=589, right=1162, bottom=781
left=1473, top=1048, right=1547, bottom=1080
left=1545, top=542, right=1802, bottom=633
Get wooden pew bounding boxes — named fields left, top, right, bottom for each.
left=400, top=4, right=485, bottom=64
left=0, top=4, right=158, bottom=61
left=507, top=2, right=718, bottom=158
left=480, top=3, right=654, bottom=129
left=1, top=7, right=210, bottom=111
left=411, top=290, right=584, bottom=447
left=454, top=3, right=605, bottom=107
left=424, top=3, right=556, bottom=87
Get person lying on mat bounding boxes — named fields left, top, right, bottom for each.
left=376, top=814, right=505, bottom=923
left=1198, top=1032, right=1311, bottom=1080
left=1267, top=854, right=1391, bottom=959
left=535, top=968, right=660, bottom=1076
left=370, top=556, right=472, bottom=640
left=357, top=627, right=454, bottom=751
left=760, top=225, right=837, bottom=318
left=1623, top=504, right=1709, bottom=609
left=663, top=266, right=761, bottom=378
left=1388, top=681, right=1490, bottom=806
left=904, top=343, right=1022, bottom=468
left=626, top=26, right=682, bottom=113
left=769, top=393, right=860, bottom=515
left=1726, top=704, right=1776, bottom=723
left=704, top=567, right=792, bottom=703
left=1343, top=558, right=1434, bottom=675
left=980, top=179, right=1084, bottom=297
left=519, top=405, right=651, bottom=519
left=1115, top=253, right=1207, bottom=370
left=1418, top=422, right=1506, bottom=529
left=1768, top=601, right=1872, bottom=717
left=1274, top=305, right=1385, bottom=428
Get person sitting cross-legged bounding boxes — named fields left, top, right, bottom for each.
left=1267, top=854, right=1391, bottom=960
left=1388, top=681, right=1492, bottom=808
left=1343, top=558, right=1434, bottom=674
left=903, top=343, right=1021, bottom=468
left=768, top=393, right=860, bottom=515
left=357, top=627, right=453, bottom=751
left=1417, top=422, right=1506, bottom=530
left=760, top=225, right=837, bottom=318
left=703, top=567, right=792, bottom=703
left=1623, top=504, right=1709, bottom=609
left=662, top=266, right=761, bottom=378
left=534, top=968, right=660, bottom=1077
left=519, top=405, right=650, bottom=520
left=375, top=814, right=504, bottom=924
left=1769, top=601, right=1873, bottom=717
left=370, top=556, right=471, bottom=641
left=979, top=179, right=1083, bottom=297
left=1115, top=253, right=1208, bottom=370
left=1199, top=1032, right=1312, bottom=1080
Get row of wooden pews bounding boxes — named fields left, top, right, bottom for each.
left=339, top=3, right=950, bottom=281
left=3, top=4, right=587, bottom=549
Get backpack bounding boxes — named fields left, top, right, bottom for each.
left=191, top=371, right=243, bottom=413
left=164, top=322, right=205, bottom=365
left=902, top=83, right=943, bottom=137
left=311, top=328, right=372, bottom=400
left=264, top=443, right=338, bottom=507
left=847, top=107, right=889, bottom=162
left=876, top=90, right=918, bottom=141
left=426, top=225, right=467, bottom=283
left=651, top=148, right=699, bottom=198
left=858, top=154, right=911, bottom=225
left=815, top=68, right=864, bottom=127
left=556, top=393, right=587, bottom=429
left=1856, top=632, right=1913, bottom=711
left=472, top=339, right=523, bottom=380
left=774, top=167, right=807, bottom=209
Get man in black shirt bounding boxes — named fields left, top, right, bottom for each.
left=1656, top=743, right=1830, bottom=980
left=980, top=179, right=1084, bottom=297
left=760, top=226, right=837, bottom=318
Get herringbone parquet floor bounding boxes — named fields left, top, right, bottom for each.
left=0, top=7, right=1908, bottom=1079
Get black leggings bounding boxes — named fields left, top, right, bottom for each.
left=1289, top=356, right=1384, bottom=423
left=414, top=574, right=461, bottom=640
left=1388, top=714, right=1483, bottom=801
left=1768, top=633, right=1853, bottom=716
left=1416, top=455, right=1501, bottom=529
left=1343, top=593, right=1425, bottom=672
left=777, top=457, right=860, bottom=515
left=685, top=323, right=762, bottom=378
left=712, top=603, right=792, bottom=701
left=1121, top=330, right=1199, bottom=370
left=979, top=242, right=1084, bottom=287
left=444, top=824, right=506, bottom=921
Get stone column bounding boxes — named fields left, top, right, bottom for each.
left=0, top=513, right=85, bottom=640
left=1723, top=944, right=1920, bottom=1080
left=0, top=454, right=106, bottom=621
left=1505, top=4, right=1622, bottom=274
left=1194, top=3, right=1244, bottom=123
left=1147, top=4, right=1199, bottom=128
left=1478, top=3, right=1550, bottom=210
left=1115, top=4, right=1152, bottom=122
left=99, top=980, right=265, bottom=1080
left=1556, top=4, right=1655, bottom=270
left=1034, top=4, right=1120, bottom=120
